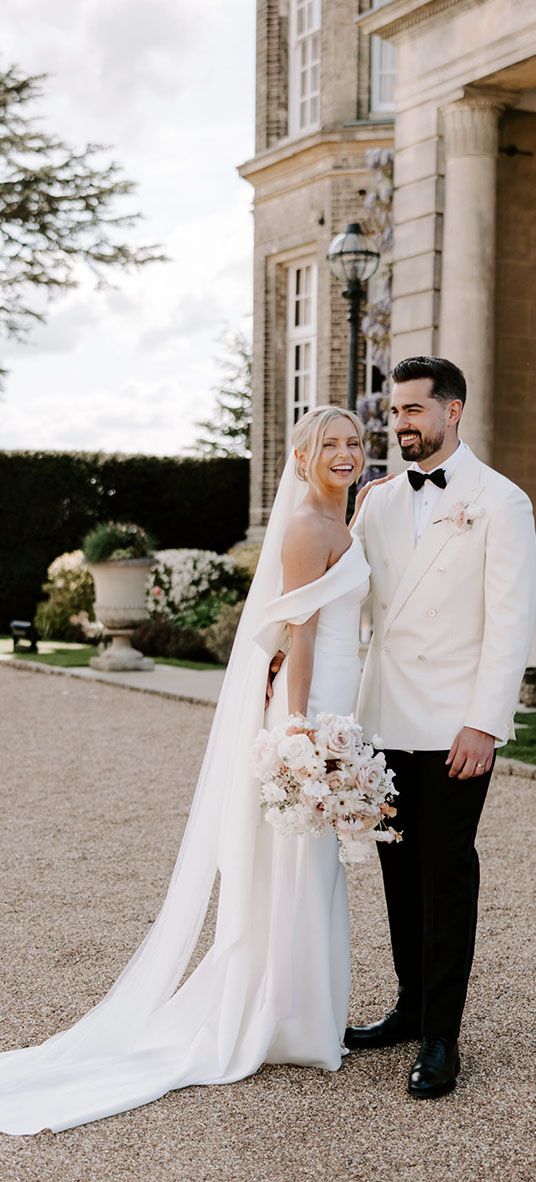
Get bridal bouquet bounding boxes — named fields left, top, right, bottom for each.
left=252, top=713, right=400, bottom=864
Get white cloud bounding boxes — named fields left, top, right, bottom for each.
left=0, top=0, right=254, bottom=455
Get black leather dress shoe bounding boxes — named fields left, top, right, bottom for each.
left=408, top=1037, right=460, bottom=1098
left=344, top=1008, right=421, bottom=1049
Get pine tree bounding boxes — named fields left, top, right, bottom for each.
left=0, top=65, right=166, bottom=370
left=195, top=330, right=252, bottom=458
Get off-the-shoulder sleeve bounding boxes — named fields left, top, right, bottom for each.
left=253, top=539, right=370, bottom=654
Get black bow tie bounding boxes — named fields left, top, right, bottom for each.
left=407, top=468, right=447, bottom=492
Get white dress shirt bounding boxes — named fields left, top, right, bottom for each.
left=410, top=441, right=467, bottom=544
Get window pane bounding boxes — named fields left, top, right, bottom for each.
left=290, top=1, right=321, bottom=135
left=287, top=259, right=317, bottom=441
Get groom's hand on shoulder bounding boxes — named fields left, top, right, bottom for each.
left=349, top=473, right=396, bottom=529
left=446, top=727, right=496, bottom=780
left=265, top=650, right=286, bottom=707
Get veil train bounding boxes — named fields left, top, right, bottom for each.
left=0, top=455, right=305, bottom=1134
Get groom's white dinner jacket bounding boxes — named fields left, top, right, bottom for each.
left=355, top=446, right=536, bottom=751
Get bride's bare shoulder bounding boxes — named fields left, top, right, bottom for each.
left=281, top=509, right=331, bottom=588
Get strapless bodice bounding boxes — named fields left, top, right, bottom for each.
left=259, top=536, right=371, bottom=720
left=314, top=579, right=363, bottom=657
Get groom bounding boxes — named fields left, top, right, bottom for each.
left=346, top=355, right=536, bottom=1097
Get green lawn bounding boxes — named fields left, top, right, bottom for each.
left=15, top=647, right=94, bottom=667
left=502, top=713, right=536, bottom=765
left=0, top=637, right=224, bottom=673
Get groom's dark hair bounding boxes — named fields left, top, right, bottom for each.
left=391, top=356, right=467, bottom=406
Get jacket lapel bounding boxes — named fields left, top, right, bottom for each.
left=382, top=449, right=485, bottom=635
left=381, top=473, right=415, bottom=581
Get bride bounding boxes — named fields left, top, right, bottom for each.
left=0, top=405, right=383, bottom=1135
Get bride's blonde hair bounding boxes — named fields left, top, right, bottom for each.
left=292, top=405, right=365, bottom=489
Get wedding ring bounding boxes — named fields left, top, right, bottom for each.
left=476, top=761, right=485, bottom=768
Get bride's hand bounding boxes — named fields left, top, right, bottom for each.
left=349, top=473, right=396, bottom=528
left=286, top=721, right=316, bottom=738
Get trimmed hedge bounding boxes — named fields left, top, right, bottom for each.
left=0, top=451, right=249, bottom=631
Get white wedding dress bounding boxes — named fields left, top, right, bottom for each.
left=0, top=458, right=370, bottom=1135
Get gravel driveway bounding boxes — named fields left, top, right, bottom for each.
left=0, top=666, right=533, bottom=1182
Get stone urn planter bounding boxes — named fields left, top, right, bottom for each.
left=88, top=558, right=154, bottom=671
left=82, top=522, right=156, bottom=672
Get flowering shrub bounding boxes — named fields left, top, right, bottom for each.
left=362, top=148, right=393, bottom=380
left=131, top=618, right=213, bottom=663
left=34, top=544, right=251, bottom=657
left=147, top=549, right=251, bottom=630
left=227, top=542, right=262, bottom=577
left=203, top=599, right=245, bottom=663
left=34, top=551, right=97, bottom=641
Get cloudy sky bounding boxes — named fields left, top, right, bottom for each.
left=0, top=0, right=255, bottom=455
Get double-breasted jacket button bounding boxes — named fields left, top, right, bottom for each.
left=427, top=608, right=437, bottom=617
left=382, top=646, right=390, bottom=655
left=437, top=566, right=447, bottom=574
left=381, top=601, right=388, bottom=610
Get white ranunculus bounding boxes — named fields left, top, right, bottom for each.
left=252, top=730, right=279, bottom=777
left=261, top=782, right=287, bottom=805
left=302, top=778, right=329, bottom=800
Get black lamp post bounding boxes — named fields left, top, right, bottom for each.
left=326, top=222, right=380, bottom=413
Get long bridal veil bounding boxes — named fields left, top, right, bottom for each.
left=0, top=453, right=310, bottom=1134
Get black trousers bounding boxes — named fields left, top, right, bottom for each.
left=377, top=749, right=494, bottom=1041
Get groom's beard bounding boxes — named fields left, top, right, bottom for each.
left=396, top=426, right=445, bottom=463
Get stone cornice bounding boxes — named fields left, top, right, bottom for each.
left=355, top=0, right=465, bottom=39
left=238, top=124, right=394, bottom=185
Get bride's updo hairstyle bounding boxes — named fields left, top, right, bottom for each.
left=292, top=405, right=364, bottom=490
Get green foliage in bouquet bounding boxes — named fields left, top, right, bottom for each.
left=34, top=551, right=96, bottom=641
left=83, top=522, right=155, bottom=564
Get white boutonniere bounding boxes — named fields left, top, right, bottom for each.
left=434, top=501, right=485, bottom=531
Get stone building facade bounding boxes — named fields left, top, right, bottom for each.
left=356, top=0, right=536, bottom=506
left=239, top=1, right=395, bottom=536
left=240, top=0, right=536, bottom=537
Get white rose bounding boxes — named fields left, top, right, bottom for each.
left=277, top=733, right=317, bottom=773
left=319, top=719, right=355, bottom=760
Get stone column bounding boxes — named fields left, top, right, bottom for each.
left=439, top=95, right=503, bottom=463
